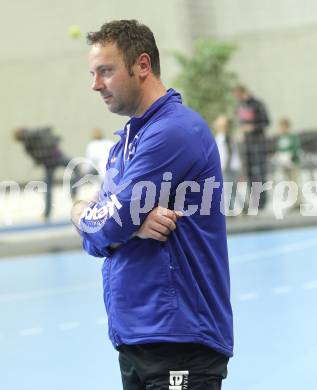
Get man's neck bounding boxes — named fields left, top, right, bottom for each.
left=133, top=78, right=167, bottom=117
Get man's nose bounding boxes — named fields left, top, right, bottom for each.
left=92, top=75, right=105, bottom=91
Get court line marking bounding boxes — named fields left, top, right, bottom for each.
left=0, top=282, right=100, bottom=303
left=230, top=238, right=317, bottom=265
left=236, top=280, right=317, bottom=303
left=20, top=327, right=43, bottom=336
left=96, top=317, right=108, bottom=326
left=271, top=286, right=291, bottom=295
left=59, top=322, right=80, bottom=331
left=0, top=315, right=107, bottom=340
left=8, top=279, right=317, bottom=337
left=303, top=280, right=317, bottom=290
left=238, top=292, right=258, bottom=301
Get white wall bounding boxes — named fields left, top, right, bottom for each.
left=228, top=24, right=317, bottom=132
left=186, top=0, right=317, bottom=133
left=208, top=0, right=317, bottom=36
left=3, top=0, right=315, bottom=181
left=0, top=0, right=190, bottom=181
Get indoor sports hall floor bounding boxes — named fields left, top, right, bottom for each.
left=1, top=226, right=316, bottom=390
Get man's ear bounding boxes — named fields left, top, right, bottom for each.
left=137, top=53, right=151, bottom=79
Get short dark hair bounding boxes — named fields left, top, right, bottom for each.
left=87, top=19, right=161, bottom=77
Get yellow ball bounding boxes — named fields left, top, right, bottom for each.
left=68, top=25, right=81, bottom=39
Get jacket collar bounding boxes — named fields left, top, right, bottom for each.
left=114, top=88, right=182, bottom=137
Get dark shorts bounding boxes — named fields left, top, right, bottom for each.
left=118, top=343, right=229, bottom=390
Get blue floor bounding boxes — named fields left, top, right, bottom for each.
left=1, top=227, right=317, bottom=390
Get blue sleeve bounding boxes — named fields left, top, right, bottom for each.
left=79, top=123, right=203, bottom=256
left=82, top=238, right=112, bottom=258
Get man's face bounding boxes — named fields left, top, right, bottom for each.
left=88, top=42, right=141, bottom=117
left=233, top=89, right=245, bottom=102
left=279, top=124, right=290, bottom=134
left=214, top=115, right=229, bottom=133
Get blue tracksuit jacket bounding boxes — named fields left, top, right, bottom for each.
left=79, top=89, right=233, bottom=357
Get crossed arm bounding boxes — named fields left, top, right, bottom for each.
left=71, top=200, right=182, bottom=243
left=70, top=124, right=197, bottom=253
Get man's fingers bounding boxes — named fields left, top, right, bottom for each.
left=153, top=215, right=176, bottom=231
left=137, top=207, right=180, bottom=241
left=155, top=207, right=184, bottom=222
left=162, top=217, right=177, bottom=231
left=149, top=221, right=172, bottom=236
left=146, top=228, right=168, bottom=241
left=71, top=200, right=90, bottom=227
left=156, top=207, right=177, bottom=222
left=174, top=210, right=183, bottom=218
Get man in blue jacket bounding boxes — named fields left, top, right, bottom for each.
left=71, top=20, right=233, bottom=390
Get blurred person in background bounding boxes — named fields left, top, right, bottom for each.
left=233, top=85, right=270, bottom=212
left=274, top=117, right=301, bottom=207
left=14, top=126, right=80, bottom=221
left=84, top=128, right=114, bottom=178
left=213, top=114, right=244, bottom=215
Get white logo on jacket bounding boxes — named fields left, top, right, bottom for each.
left=81, top=194, right=122, bottom=222
left=169, top=370, right=189, bottom=390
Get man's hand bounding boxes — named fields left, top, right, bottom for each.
left=136, top=207, right=182, bottom=241
left=70, top=192, right=99, bottom=229
left=71, top=200, right=90, bottom=229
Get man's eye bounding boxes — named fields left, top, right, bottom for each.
left=101, top=68, right=112, bottom=76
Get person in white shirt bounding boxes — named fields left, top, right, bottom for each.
left=214, top=115, right=244, bottom=215
left=85, top=128, right=114, bottom=178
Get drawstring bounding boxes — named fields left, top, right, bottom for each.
left=123, top=124, right=130, bottom=165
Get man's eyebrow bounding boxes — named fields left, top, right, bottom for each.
left=90, top=64, right=112, bottom=75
